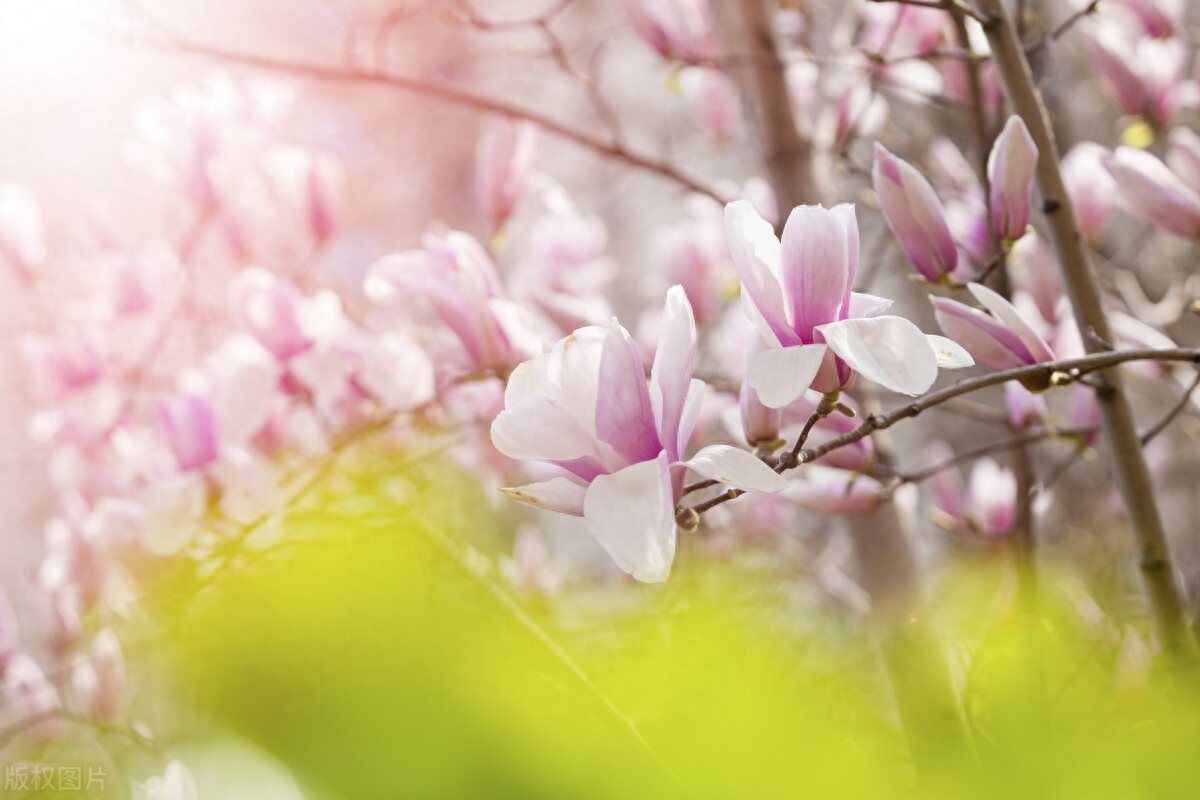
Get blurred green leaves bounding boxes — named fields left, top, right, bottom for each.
left=159, top=468, right=1200, bottom=800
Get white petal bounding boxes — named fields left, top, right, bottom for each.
left=966, top=282, right=1054, bottom=362
left=583, top=453, right=675, bottom=583
left=490, top=396, right=597, bottom=462
left=499, top=477, right=587, bottom=516
left=682, top=445, right=787, bottom=493
left=748, top=344, right=828, bottom=409
left=926, top=335, right=975, bottom=369
left=818, top=316, right=939, bottom=396
left=847, top=292, right=893, bottom=318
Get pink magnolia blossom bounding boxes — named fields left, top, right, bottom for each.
left=725, top=200, right=972, bottom=407
left=785, top=466, right=883, bottom=517
left=679, top=67, right=740, bottom=143
left=931, top=282, right=1055, bottom=374
left=1083, top=24, right=1196, bottom=124
left=366, top=231, right=543, bottom=375
left=491, top=287, right=786, bottom=582
left=1007, top=232, right=1063, bottom=324
left=1103, top=147, right=1200, bottom=240
left=1005, top=382, right=1047, bottom=430
left=474, top=116, right=540, bottom=229
left=228, top=268, right=314, bottom=361
left=157, top=394, right=221, bottom=472
left=928, top=442, right=1017, bottom=536
left=988, top=116, right=1039, bottom=241
left=1061, top=142, right=1117, bottom=241
left=621, top=0, right=717, bottom=61
left=873, top=143, right=958, bottom=282
left=1108, top=0, right=1184, bottom=36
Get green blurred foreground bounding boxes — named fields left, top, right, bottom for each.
left=145, top=471, right=1200, bottom=800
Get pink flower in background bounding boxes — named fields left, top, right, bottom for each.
left=474, top=116, right=540, bottom=230
left=228, top=268, right=314, bottom=361
left=492, top=287, right=785, bottom=582
left=680, top=67, right=740, bottom=143
left=621, top=0, right=717, bottom=61
left=366, top=230, right=544, bottom=376
left=725, top=200, right=972, bottom=407
left=786, top=466, right=884, bottom=517
left=932, top=283, right=1055, bottom=373
left=873, top=143, right=958, bottom=282
left=988, top=116, right=1038, bottom=241
left=928, top=442, right=1017, bottom=536
left=1104, top=147, right=1200, bottom=239
left=157, top=394, right=221, bottom=472
left=1005, top=382, right=1047, bottom=430
left=3, top=654, right=62, bottom=742
left=1061, top=143, right=1117, bottom=241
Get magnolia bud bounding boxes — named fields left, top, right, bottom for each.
left=988, top=116, right=1039, bottom=241
left=873, top=143, right=958, bottom=282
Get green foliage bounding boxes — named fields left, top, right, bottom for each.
left=161, top=478, right=1200, bottom=800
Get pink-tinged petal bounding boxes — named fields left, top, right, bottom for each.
left=749, top=344, right=828, bottom=409
left=817, top=316, right=939, bottom=396
left=681, top=444, right=787, bottom=493
left=1061, top=143, right=1116, bottom=240
left=988, top=116, right=1039, bottom=240
left=1068, top=384, right=1102, bottom=444
left=1005, top=382, right=1046, bottom=429
left=931, top=295, right=1034, bottom=370
left=584, top=452, right=676, bottom=583
left=1168, top=127, right=1200, bottom=195
left=205, top=336, right=282, bottom=443
left=157, top=394, right=220, bottom=471
left=595, top=322, right=661, bottom=464
left=926, top=335, right=975, bottom=368
left=499, top=477, right=588, bottom=516
left=967, top=283, right=1055, bottom=363
left=784, top=466, right=883, bottom=516
left=491, top=396, right=598, bottom=463
left=780, top=204, right=859, bottom=337
left=724, top=200, right=798, bottom=346
left=872, top=143, right=958, bottom=281
left=847, top=292, right=893, bottom=318
left=650, top=285, right=698, bottom=462
left=968, top=459, right=1016, bottom=536
left=1082, top=25, right=1146, bottom=117
left=677, top=378, right=706, bottom=457
left=475, top=116, right=540, bottom=228
left=228, top=269, right=312, bottom=361
left=359, top=333, right=436, bottom=411
left=739, top=335, right=781, bottom=446
left=1105, top=147, right=1200, bottom=239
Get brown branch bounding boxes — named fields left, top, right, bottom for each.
left=127, top=14, right=726, bottom=203
left=974, top=0, right=1195, bottom=655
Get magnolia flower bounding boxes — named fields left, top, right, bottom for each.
left=1005, top=382, right=1047, bottom=430
left=785, top=466, right=883, bottom=517
left=725, top=200, right=972, bottom=408
left=157, top=394, right=221, bottom=472
left=491, top=287, right=786, bottom=582
left=1104, top=147, right=1200, bottom=239
left=475, top=116, right=540, bottom=229
left=366, top=231, right=543, bottom=375
left=928, top=443, right=1017, bottom=536
left=228, top=268, right=313, bottom=361
left=621, top=0, right=717, bottom=61
left=873, top=143, right=958, bottom=282
left=1061, top=143, right=1117, bottom=241
left=931, top=282, right=1054, bottom=376
left=988, top=116, right=1038, bottom=241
